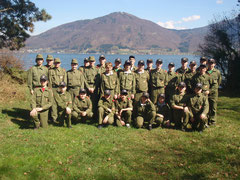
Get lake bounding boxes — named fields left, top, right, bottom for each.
left=20, top=53, right=200, bottom=70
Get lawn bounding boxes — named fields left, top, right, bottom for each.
left=0, top=86, right=239, bottom=179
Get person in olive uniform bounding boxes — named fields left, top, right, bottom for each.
left=96, top=55, right=106, bottom=74
left=97, top=90, right=115, bottom=129
left=67, top=59, right=88, bottom=100
left=176, top=57, right=189, bottom=82
left=45, top=55, right=54, bottom=70
left=185, top=61, right=197, bottom=94
left=134, top=60, right=150, bottom=102
left=129, top=55, right=137, bottom=71
left=155, top=94, right=172, bottom=128
left=196, top=56, right=208, bottom=72
left=145, top=59, right=154, bottom=73
left=72, top=88, right=93, bottom=123
left=27, top=54, right=49, bottom=95
left=115, top=89, right=133, bottom=128
left=134, top=92, right=156, bottom=130
left=113, top=58, right=123, bottom=75
left=207, top=58, right=222, bottom=125
left=170, top=82, right=190, bottom=131
left=53, top=82, right=72, bottom=128
left=188, top=83, right=209, bottom=132
left=100, top=62, right=120, bottom=99
left=79, top=58, right=90, bottom=73
left=118, top=60, right=136, bottom=99
left=30, top=75, right=53, bottom=129
left=149, top=59, right=168, bottom=104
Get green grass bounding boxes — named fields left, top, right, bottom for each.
left=0, top=89, right=240, bottom=179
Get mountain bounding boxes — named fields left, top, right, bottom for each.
left=26, top=12, right=208, bottom=53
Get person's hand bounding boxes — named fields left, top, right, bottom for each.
left=183, top=107, right=189, bottom=113
left=30, top=109, right=37, bottom=116
left=30, top=90, right=34, bottom=95
left=88, top=88, right=94, bottom=93
left=103, top=116, right=109, bottom=124
left=107, top=108, right=112, bottom=113
left=66, top=107, right=71, bottom=114
left=120, top=120, right=125, bottom=126
left=131, top=94, right=134, bottom=99
left=114, top=94, right=118, bottom=99
left=81, top=111, right=87, bottom=117
left=205, top=91, right=209, bottom=95
left=157, top=114, right=164, bottom=118
left=200, top=113, right=206, bottom=120
left=36, top=108, right=43, bottom=112
left=119, top=110, right=123, bottom=116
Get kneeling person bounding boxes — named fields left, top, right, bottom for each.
left=98, top=90, right=115, bottom=129
left=53, top=82, right=72, bottom=128
left=30, top=75, right=53, bottom=129
left=72, top=88, right=93, bottom=123
left=115, top=90, right=133, bottom=128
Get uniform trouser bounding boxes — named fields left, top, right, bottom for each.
left=51, top=87, right=58, bottom=121
left=135, top=111, right=156, bottom=128
left=72, top=111, right=93, bottom=123
left=57, top=109, right=71, bottom=127
left=31, top=110, right=49, bottom=128
left=98, top=107, right=114, bottom=125
left=155, top=116, right=170, bottom=127
left=151, top=87, right=165, bottom=104
left=116, top=111, right=132, bottom=127
left=172, top=109, right=189, bottom=129
left=88, top=90, right=99, bottom=119
left=191, top=113, right=208, bottom=131
left=208, top=91, right=218, bottom=123
left=165, top=87, right=176, bottom=104
left=68, top=87, right=80, bottom=101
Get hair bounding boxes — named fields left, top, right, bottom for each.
left=129, top=55, right=135, bottom=59
left=105, top=62, right=113, bottom=67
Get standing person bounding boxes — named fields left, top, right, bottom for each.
left=134, top=60, right=150, bottom=102
left=149, top=59, right=168, bottom=104
left=165, top=62, right=179, bottom=104
left=97, top=90, right=115, bottom=129
left=196, top=56, right=208, bottom=72
left=67, top=59, right=88, bottom=100
left=45, top=55, right=54, bottom=70
left=185, top=61, right=197, bottom=94
left=118, top=60, right=135, bottom=99
left=145, top=59, right=154, bottom=73
left=100, top=62, right=119, bottom=99
left=72, top=88, right=93, bottom=124
left=188, top=83, right=209, bottom=132
left=27, top=54, right=48, bottom=95
left=97, top=55, right=106, bottom=74
left=207, top=58, right=222, bottom=125
left=134, top=92, right=156, bottom=130
left=113, top=58, right=123, bottom=75
left=170, top=82, right=190, bottom=131
left=30, top=75, right=53, bottom=129
left=176, top=57, right=189, bottom=82
left=115, top=90, right=133, bottom=128
left=129, top=55, right=137, bottom=71
left=53, top=82, right=72, bottom=128
left=79, top=58, right=90, bottom=73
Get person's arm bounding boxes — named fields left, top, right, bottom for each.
left=27, top=68, right=33, bottom=94
left=42, top=89, right=53, bottom=110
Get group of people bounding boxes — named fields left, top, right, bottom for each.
left=28, top=54, right=221, bottom=132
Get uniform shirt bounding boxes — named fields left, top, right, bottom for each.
left=98, top=97, right=115, bottom=115
left=134, top=100, right=156, bottom=117
left=31, top=87, right=53, bottom=110
left=48, top=67, right=67, bottom=88
left=96, top=64, right=106, bottom=74
left=150, top=68, right=168, bottom=88
left=84, top=66, right=99, bottom=89
left=155, top=102, right=171, bottom=120
left=27, top=65, right=49, bottom=91
left=184, top=70, right=197, bottom=93
left=175, top=67, right=189, bottom=82
left=170, top=91, right=189, bottom=107
left=115, top=98, right=133, bottom=112
left=118, top=70, right=136, bottom=94
left=100, top=71, right=120, bottom=95
left=191, top=73, right=213, bottom=92
left=166, top=71, right=179, bottom=89
left=54, top=90, right=72, bottom=111
left=207, top=68, right=222, bottom=91
left=73, top=96, right=92, bottom=114
left=188, top=93, right=209, bottom=115
left=67, top=69, right=88, bottom=89
left=134, top=70, right=149, bottom=92
left=45, top=64, right=54, bottom=70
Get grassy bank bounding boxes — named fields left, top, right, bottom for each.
left=0, top=80, right=239, bottom=179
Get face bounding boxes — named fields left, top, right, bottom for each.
left=71, top=63, right=78, bottom=70
left=178, top=86, right=186, bottom=93
left=106, top=65, right=113, bottom=72
left=54, top=62, right=61, bottom=68
left=200, top=60, right=207, bottom=65
left=130, top=58, right=135, bottom=65
left=194, top=87, right=202, bottom=94
left=47, top=60, right=53, bottom=66
left=181, top=61, right=188, bottom=68
left=138, top=64, right=144, bottom=71
left=124, top=64, right=131, bottom=71
left=121, top=94, right=127, bottom=100
left=168, top=65, right=174, bottom=71
left=200, top=67, right=207, bottom=74
left=190, top=64, right=196, bottom=71
left=158, top=97, right=165, bottom=104
left=156, top=62, right=162, bottom=69
left=208, top=62, right=215, bottom=69
left=84, top=61, right=90, bottom=67
left=115, top=61, right=121, bottom=68
left=141, top=96, right=147, bottom=103
left=99, top=58, right=106, bottom=65
left=36, top=59, right=43, bottom=66
left=59, top=86, right=67, bottom=93
left=40, top=80, right=48, bottom=87
left=79, top=93, right=86, bottom=100
left=89, top=61, right=95, bottom=67
left=147, top=62, right=153, bottom=68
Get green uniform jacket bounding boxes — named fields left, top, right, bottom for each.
left=84, top=66, right=99, bottom=89
left=73, top=96, right=92, bottom=114
left=27, top=65, right=49, bottom=92
left=155, top=102, right=171, bottom=120
left=115, top=98, right=133, bottom=112
left=96, top=64, right=106, bottom=75
left=67, top=69, right=89, bottom=89
left=175, top=67, right=189, bottom=82
left=134, top=70, right=149, bottom=92
left=54, top=90, right=72, bottom=111
left=150, top=69, right=168, bottom=88
left=170, top=92, right=189, bottom=107
left=185, top=70, right=197, bottom=93
left=31, top=87, right=53, bottom=110
left=207, top=68, right=222, bottom=92
left=100, top=71, right=120, bottom=96
left=188, top=93, right=209, bottom=115
left=166, top=71, right=179, bottom=89
left=134, top=100, right=156, bottom=117
left=45, top=64, right=54, bottom=70
left=119, top=71, right=136, bottom=94
left=191, top=73, right=213, bottom=92
left=98, top=97, right=115, bottom=115
left=48, top=67, right=67, bottom=88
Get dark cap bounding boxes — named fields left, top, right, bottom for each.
left=115, top=58, right=122, bottom=63
left=190, top=61, right=197, bottom=65
left=40, top=75, right=48, bottom=81
left=208, top=58, right=216, bottom=64
left=195, top=83, right=203, bottom=89
left=138, top=60, right=145, bottom=66
left=121, top=89, right=128, bottom=95
left=59, top=81, right=66, bottom=87
left=104, top=89, right=111, bottom=96
left=124, top=60, right=131, bottom=66
left=156, top=59, right=163, bottom=64
left=79, top=88, right=86, bottom=94
left=178, top=82, right=186, bottom=87
left=88, top=56, right=96, bottom=62
left=99, top=55, right=105, bottom=59
left=147, top=59, right=153, bottom=63
left=181, top=57, right=188, bottom=62
left=158, top=93, right=165, bottom=98
left=199, top=64, right=207, bottom=68
left=200, top=56, right=208, bottom=62
left=168, top=62, right=175, bottom=67
left=142, top=92, right=149, bottom=98
left=129, top=55, right=135, bottom=59
left=84, top=58, right=89, bottom=62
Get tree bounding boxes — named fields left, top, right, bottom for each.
left=199, top=1, right=240, bottom=90
left=0, top=0, right=51, bottom=50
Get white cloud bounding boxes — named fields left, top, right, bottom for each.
left=216, top=0, right=223, bottom=4
left=182, top=15, right=201, bottom=22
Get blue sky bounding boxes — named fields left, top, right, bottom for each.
left=31, top=0, right=238, bottom=35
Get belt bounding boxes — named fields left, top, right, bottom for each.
left=52, top=85, right=59, bottom=88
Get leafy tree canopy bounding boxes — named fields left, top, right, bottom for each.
left=0, top=0, right=51, bottom=50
